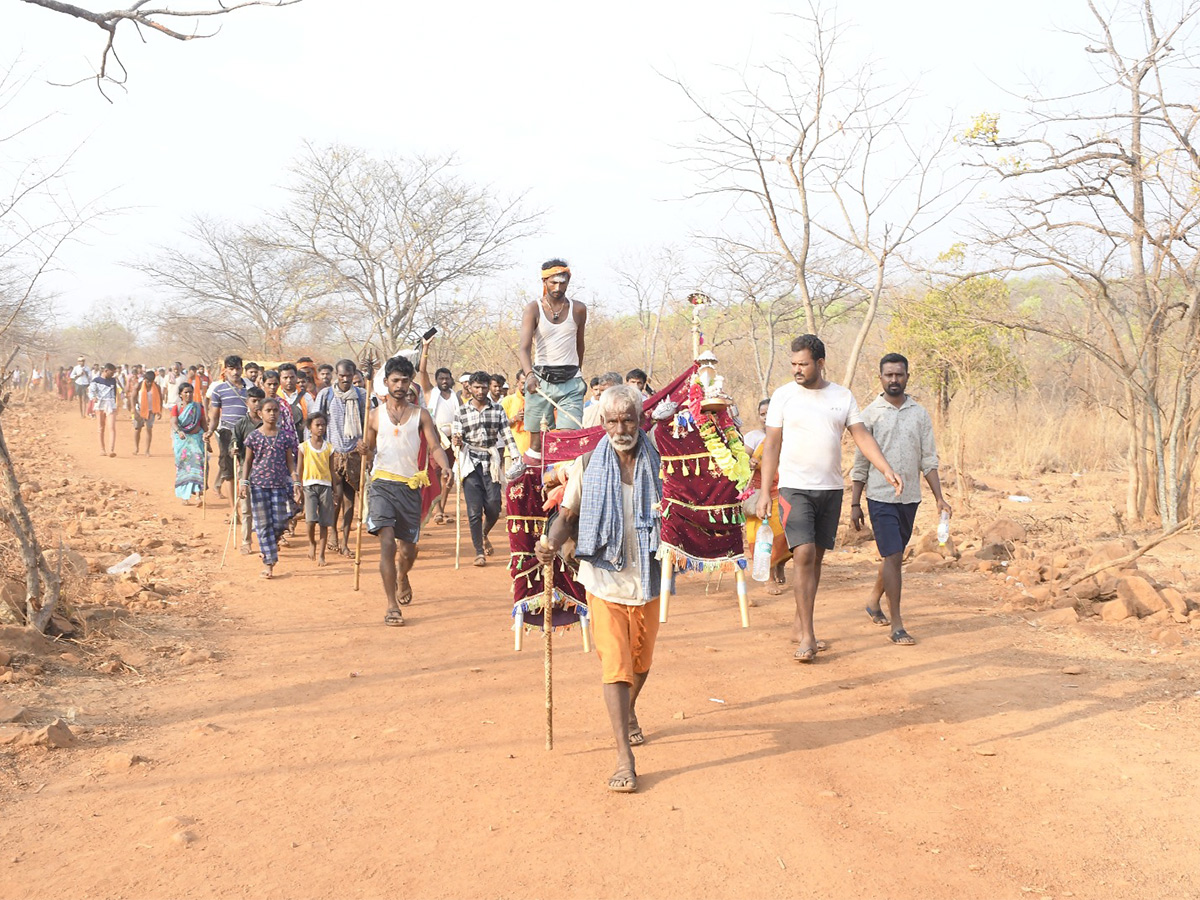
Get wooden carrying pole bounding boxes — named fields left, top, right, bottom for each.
left=540, top=535, right=554, bottom=751
left=735, top=568, right=750, bottom=628
left=352, top=451, right=368, bottom=590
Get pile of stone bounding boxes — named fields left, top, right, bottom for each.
left=961, top=516, right=1200, bottom=639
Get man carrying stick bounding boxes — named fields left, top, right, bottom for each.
left=535, top=384, right=663, bottom=794
left=314, top=360, right=367, bottom=556
left=359, top=356, right=452, bottom=627
left=452, top=371, right=524, bottom=568
left=518, top=258, right=588, bottom=456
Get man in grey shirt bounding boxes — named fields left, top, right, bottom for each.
left=850, top=352, right=951, bottom=646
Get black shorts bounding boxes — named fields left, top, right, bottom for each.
left=366, top=478, right=422, bottom=544
left=779, top=488, right=843, bottom=551
left=866, top=499, right=918, bottom=558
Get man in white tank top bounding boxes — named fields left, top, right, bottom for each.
left=360, top=355, right=452, bottom=627
left=517, top=257, right=588, bottom=455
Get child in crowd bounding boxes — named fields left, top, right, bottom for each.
left=239, top=398, right=300, bottom=579
left=89, top=363, right=120, bottom=457
left=231, top=386, right=266, bottom=554
left=299, top=411, right=335, bottom=566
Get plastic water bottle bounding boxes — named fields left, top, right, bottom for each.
left=751, top=520, right=773, bottom=581
left=937, top=510, right=950, bottom=546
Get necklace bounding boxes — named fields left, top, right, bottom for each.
left=384, top=402, right=413, bottom=436
left=545, top=297, right=568, bottom=322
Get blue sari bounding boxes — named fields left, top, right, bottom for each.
left=173, top=402, right=206, bottom=500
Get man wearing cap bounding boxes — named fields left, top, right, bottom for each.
left=517, top=258, right=588, bottom=455
left=70, top=357, right=91, bottom=417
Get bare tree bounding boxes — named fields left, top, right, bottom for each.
left=964, top=0, right=1200, bottom=529
left=276, top=142, right=541, bottom=353
left=18, top=0, right=301, bottom=95
left=610, top=245, right=692, bottom=381
left=672, top=2, right=970, bottom=388
left=133, top=215, right=327, bottom=357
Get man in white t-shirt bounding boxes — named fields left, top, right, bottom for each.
left=756, top=334, right=902, bottom=663
left=70, top=357, right=90, bottom=417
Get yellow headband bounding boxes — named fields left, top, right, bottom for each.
left=540, top=265, right=570, bottom=280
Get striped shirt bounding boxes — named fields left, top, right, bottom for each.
left=210, top=380, right=249, bottom=432
left=314, top=386, right=367, bottom=454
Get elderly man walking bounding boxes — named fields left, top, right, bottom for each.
left=315, top=359, right=368, bottom=556
left=850, top=353, right=951, bottom=646
left=537, top=384, right=662, bottom=793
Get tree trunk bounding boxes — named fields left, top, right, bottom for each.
left=0, top=402, right=60, bottom=632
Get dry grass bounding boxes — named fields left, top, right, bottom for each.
left=952, top=400, right=1126, bottom=479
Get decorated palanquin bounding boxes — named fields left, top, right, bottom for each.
left=654, top=353, right=752, bottom=574
left=506, top=463, right=588, bottom=635
left=505, top=368, right=696, bottom=639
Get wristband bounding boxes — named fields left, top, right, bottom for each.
left=851, top=504, right=861, bottom=508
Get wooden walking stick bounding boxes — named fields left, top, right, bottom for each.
left=454, top=457, right=463, bottom=570
left=352, top=356, right=375, bottom=591
left=201, top=438, right=208, bottom=520
left=352, top=450, right=368, bottom=590
left=539, top=535, right=554, bottom=751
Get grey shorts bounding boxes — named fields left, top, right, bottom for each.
left=366, top=478, right=422, bottom=544
left=303, top=483, right=334, bottom=526
left=524, top=374, right=585, bottom=432
left=779, top=488, right=843, bottom=551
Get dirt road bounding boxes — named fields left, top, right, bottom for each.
left=3, top=405, right=1199, bottom=899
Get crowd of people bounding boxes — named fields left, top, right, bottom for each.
left=56, top=258, right=950, bottom=794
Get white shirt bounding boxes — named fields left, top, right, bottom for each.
left=166, top=373, right=188, bottom=407
left=766, top=380, right=862, bottom=490
left=561, top=456, right=644, bottom=605
left=426, top=388, right=460, bottom=435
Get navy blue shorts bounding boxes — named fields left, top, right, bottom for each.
left=866, top=499, right=919, bottom=558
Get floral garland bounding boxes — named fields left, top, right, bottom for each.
left=686, top=380, right=752, bottom=491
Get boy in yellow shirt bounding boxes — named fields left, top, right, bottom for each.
left=299, top=411, right=335, bottom=566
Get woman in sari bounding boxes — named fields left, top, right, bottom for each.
left=170, top=383, right=207, bottom=504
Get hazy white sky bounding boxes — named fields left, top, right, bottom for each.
left=2, top=0, right=1095, bottom=321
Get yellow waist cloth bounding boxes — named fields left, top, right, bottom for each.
left=372, top=468, right=431, bottom=489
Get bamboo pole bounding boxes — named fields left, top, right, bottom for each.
left=540, top=535, right=554, bottom=751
